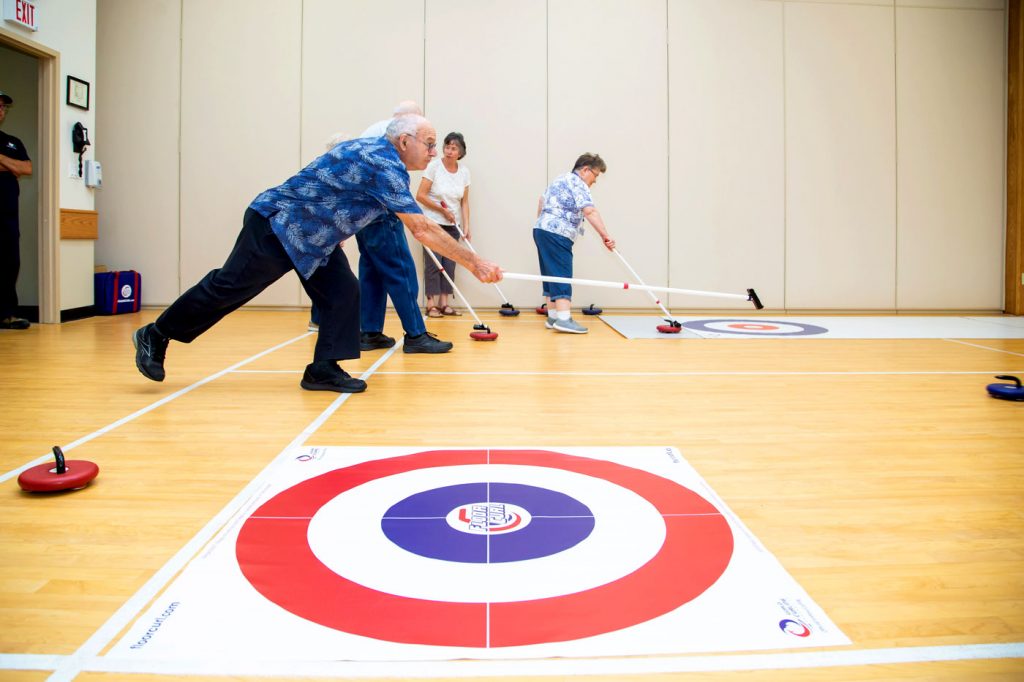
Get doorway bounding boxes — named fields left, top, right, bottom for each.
left=0, top=42, right=39, bottom=320
left=0, top=26, right=60, bottom=324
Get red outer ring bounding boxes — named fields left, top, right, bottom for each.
left=18, top=460, right=99, bottom=492
left=236, top=449, right=733, bottom=647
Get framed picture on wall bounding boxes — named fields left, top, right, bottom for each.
left=67, top=76, right=90, bottom=110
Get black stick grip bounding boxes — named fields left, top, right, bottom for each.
left=747, top=288, right=764, bottom=310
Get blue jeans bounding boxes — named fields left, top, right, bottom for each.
left=355, top=216, right=426, bottom=336
left=533, top=228, right=574, bottom=301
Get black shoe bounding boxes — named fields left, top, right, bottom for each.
left=133, top=323, right=169, bottom=382
left=360, top=331, right=396, bottom=351
left=300, top=361, right=367, bottom=393
left=0, top=316, right=30, bottom=330
left=403, top=331, right=453, bottom=354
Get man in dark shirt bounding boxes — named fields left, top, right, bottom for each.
left=0, top=90, right=32, bottom=330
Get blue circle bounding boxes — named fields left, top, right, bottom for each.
left=381, top=483, right=595, bottom=563
left=680, top=319, right=829, bottom=336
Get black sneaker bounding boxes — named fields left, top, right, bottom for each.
left=0, top=316, right=30, bottom=330
left=360, top=331, right=396, bottom=351
left=403, top=331, right=453, bottom=354
left=133, top=323, right=169, bottom=382
left=300, top=361, right=367, bottom=393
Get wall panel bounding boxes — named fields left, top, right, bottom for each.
left=302, top=0, right=424, bottom=166
left=302, top=0, right=424, bottom=309
left=180, top=0, right=302, bottom=306
left=424, top=0, right=547, bottom=309
left=668, top=0, right=785, bottom=310
left=96, top=0, right=181, bottom=305
left=784, top=2, right=897, bottom=308
left=548, top=0, right=668, bottom=310
left=896, top=6, right=1006, bottom=309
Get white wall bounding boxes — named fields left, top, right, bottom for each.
left=302, top=0, right=426, bottom=309
left=3, top=0, right=98, bottom=312
left=896, top=4, right=1006, bottom=309
left=549, top=0, right=669, bottom=310
left=179, top=0, right=303, bottom=307
left=785, top=1, right=898, bottom=309
left=425, top=0, right=546, bottom=308
left=93, top=0, right=1009, bottom=312
left=94, top=0, right=180, bottom=304
left=669, top=0, right=785, bottom=310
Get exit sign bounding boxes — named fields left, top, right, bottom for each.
left=3, top=0, right=37, bottom=31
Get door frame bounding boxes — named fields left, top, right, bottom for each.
left=1008, top=0, right=1024, bottom=315
left=0, top=26, right=60, bottom=324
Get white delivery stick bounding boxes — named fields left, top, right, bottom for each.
left=500, top=272, right=763, bottom=308
left=441, top=201, right=516, bottom=309
left=610, top=248, right=676, bottom=321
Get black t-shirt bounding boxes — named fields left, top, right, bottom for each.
left=0, top=130, right=30, bottom=216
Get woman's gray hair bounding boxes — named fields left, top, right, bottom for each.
left=324, top=131, right=350, bottom=150
left=386, top=114, right=427, bottom=142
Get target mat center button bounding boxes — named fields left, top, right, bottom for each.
left=447, top=502, right=531, bottom=535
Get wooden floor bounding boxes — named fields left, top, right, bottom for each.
left=1, top=309, right=1022, bottom=682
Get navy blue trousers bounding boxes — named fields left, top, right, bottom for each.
left=156, top=209, right=360, bottom=361
left=0, top=215, right=20, bottom=319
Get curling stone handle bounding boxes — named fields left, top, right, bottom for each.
left=52, top=446, right=66, bottom=474
left=994, top=375, right=1022, bottom=388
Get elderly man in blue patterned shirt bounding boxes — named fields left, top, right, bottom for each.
left=132, top=115, right=501, bottom=393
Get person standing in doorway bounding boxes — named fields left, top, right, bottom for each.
left=0, top=90, right=32, bottom=330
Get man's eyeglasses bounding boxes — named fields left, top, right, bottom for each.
left=0, top=104, right=10, bottom=111
left=404, top=134, right=436, bottom=152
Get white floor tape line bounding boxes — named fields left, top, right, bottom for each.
left=943, top=338, right=1024, bottom=358
left=6, top=641, right=1021, bottom=678
left=42, top=341, right=404, bottom=682
left=0, top=654, right=64, bottom=671
left=0, top=332, right=316, bottom=485
left=234, top=369, right=1024, bottom=377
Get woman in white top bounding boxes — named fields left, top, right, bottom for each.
left=415, top=132, right=471, bottom=317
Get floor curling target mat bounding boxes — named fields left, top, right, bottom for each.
left=600, top=315, right=1024, bottom=339
left=110, top=446, right=849, bottom=661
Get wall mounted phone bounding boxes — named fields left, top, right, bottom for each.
left=72, top=122, right=90, bottom=177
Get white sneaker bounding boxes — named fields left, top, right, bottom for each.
left=545, top=317, right=556, bottom=329
left=552, top=318, right=588, bottom=334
